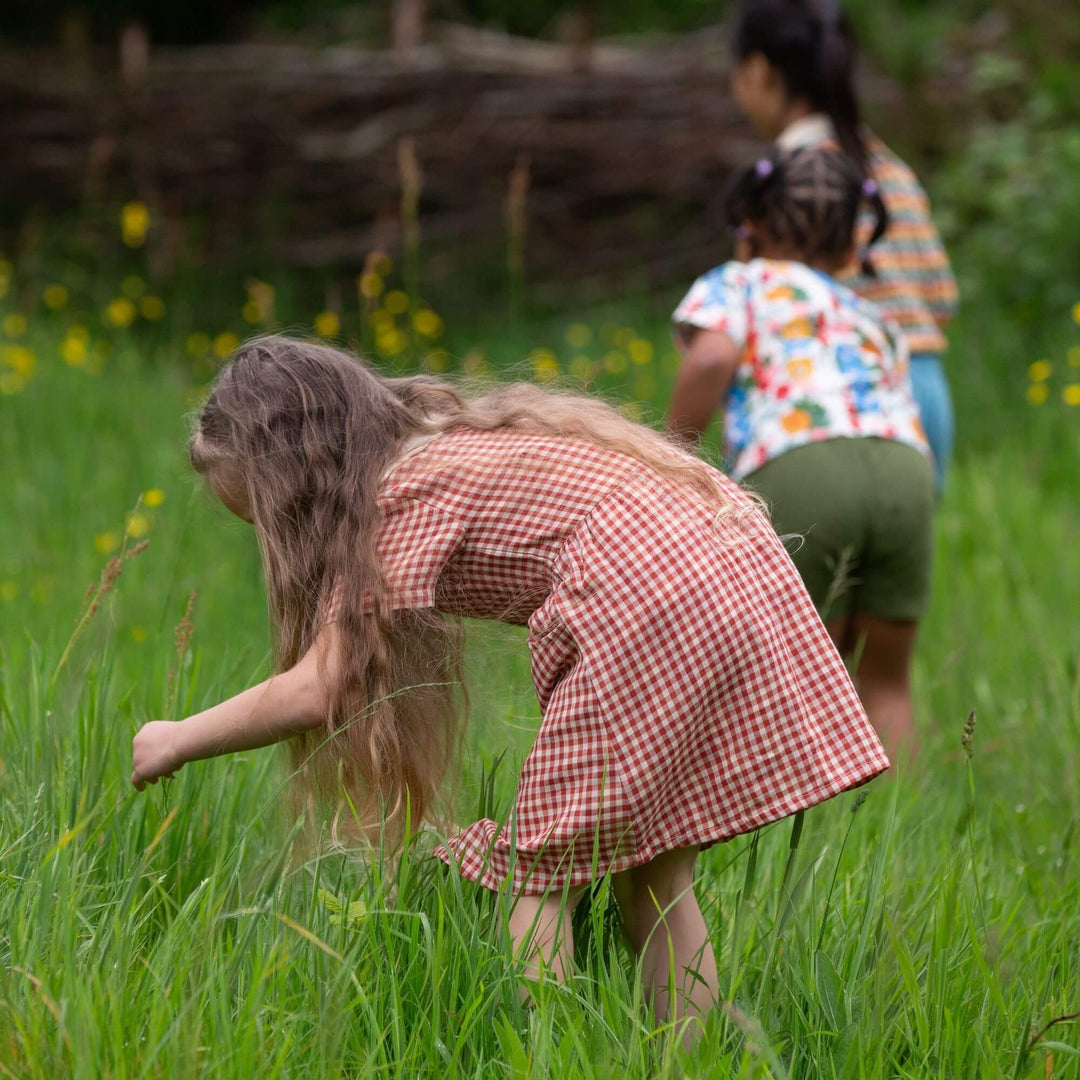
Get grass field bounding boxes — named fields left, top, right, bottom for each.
left=2, top=246, right=1080, bottom=1077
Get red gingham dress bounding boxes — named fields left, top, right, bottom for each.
left=346, top=427, right=888, bottom=893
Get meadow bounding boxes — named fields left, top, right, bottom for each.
left=1, top=223, right=1080, bottom=1078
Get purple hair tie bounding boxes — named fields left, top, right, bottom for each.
left=861, top=177, right=879, bottom=198
left=755, top=158, right=774, bottom=179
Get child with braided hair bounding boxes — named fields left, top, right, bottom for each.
left=668, top=146, right=934, bottom=757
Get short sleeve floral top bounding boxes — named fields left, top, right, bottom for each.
left=673, top=258, right=929, bottom=480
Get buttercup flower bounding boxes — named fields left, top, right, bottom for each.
left=140, top=296, right=166, bottom=321
left=121, top=202, right=150, bottom=247
left=126, top=514, right=151, bottom=539
left=213, top=332, right=240, bottom=359
left=412, top=309, right=443, bottom=338
left=43, top=284, right=69, bottom=310
left=629, top=339, right=654, bottom=366
left=358, top=272, right=383, bottom=300
left=94, top=532, right=121, bottom=554
left=384, top=290, right=409, bottom=315
left=314, top=311, right=341, bottom=338
left=105, top=298, right=137, bottom=328
left=143, top=488, right=166, bottom=507
left=565, top=323, right=591, bottom=349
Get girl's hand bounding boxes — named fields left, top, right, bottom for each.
left=132, top=720, right=183, bottom=790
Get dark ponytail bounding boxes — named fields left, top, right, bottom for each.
left=732, top=0, right=868, bottom=173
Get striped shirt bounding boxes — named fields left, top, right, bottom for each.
left=777, top=115, right=958, bottom=357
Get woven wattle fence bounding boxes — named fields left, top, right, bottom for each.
left=0, top=25, right=906, bottom=287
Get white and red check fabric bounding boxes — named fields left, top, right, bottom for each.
left=333, top=427, right=888, bottom=893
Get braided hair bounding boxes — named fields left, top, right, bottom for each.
left=725, top=146, right=888, bottom=276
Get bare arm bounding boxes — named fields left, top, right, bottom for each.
left=666, top=327, right=742, bottom=444
left=131, top=623, right=340, bottom=790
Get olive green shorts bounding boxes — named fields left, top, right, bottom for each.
left=743, top=438, right=934, bottom=623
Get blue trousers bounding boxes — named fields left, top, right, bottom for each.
left=910, top=353, right=954, bottom=493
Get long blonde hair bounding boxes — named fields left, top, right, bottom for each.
left=190, top=334, right=738, bottom=842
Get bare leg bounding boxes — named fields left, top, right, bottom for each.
left=848, top=614, right=920, bottom=761
left=613, top=846, right=719, bottom=1050
left=508, top=885, right=586, bottom=985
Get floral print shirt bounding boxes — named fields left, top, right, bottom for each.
left=673, top=258, right=929, bottom=480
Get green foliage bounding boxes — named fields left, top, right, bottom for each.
left=1, top=257, right=1079, bottom=1074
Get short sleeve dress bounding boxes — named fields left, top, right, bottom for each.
left=359, top=426, right=888, bottom=893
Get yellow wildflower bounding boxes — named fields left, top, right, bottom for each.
left=3, top=313, right=27, bottom=337
left=126, top=514, right=151, bottom=538
left=2, top=344, right=37, bottom=376
left=1028, top=360, right=1051, bottom=382
left=1026, top=383, right=1048, bottom=405
left=0, top=581, right=17, bottom=603
left=1063, top=384, right=1080, bottom=407
left=242, top=300, right=263, bottom=324
left=530, top=349, right=560, bottom=384
left=122, top=275, right=145, bottom=299
left=462, top=349, right=486, bottom=377
left=143, top=488, right=166, bottom=507
left=564, top=323, right=591, bottom=349
left=628, top=339, right=654, bottom=366
left=412, top=309, right=443, bottom=339
left=384, top=290, right=409, bottom=315
left=375, top=328, right=407, bottom=357
left=121, top=201, right=150, bottom=247
left=603, top=350, right=629, bottom=375
left=370, top=309, right=395, bottom=332
left=186, top=332, right=211, bottom=356
left=43, top=284, right=69, bottom=310
left=358, top=272, right=383, bottom=299
left=131, top=625, right=148, bottom=643
left=105, top=297, right=137, bottom=328
left=140, top=296, right=165, bottom=321
left=314, top=311, right=341, bottom=338
left=633, top=374, right=657, bottom=401
left=94, top=532, right=120, bottom=554
left=568, top=355, right=594, bottom=382
left=424, top=349, right=449, bottom=372
left=1068, top=346, right=1080, bottom=368
left=614, top=328, right=635, bottom=349
left=61, top=334, right=89, bottom=366
left=1073, top=301, right=1080, bottom=325
left=213, top=331, right=240, bottom=359
left=374, top=254, right=393, bottom=276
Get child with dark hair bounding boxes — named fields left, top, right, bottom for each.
left=730, top=0, right=958, bottom=491
left=668, top=146, right=934, bottom=757
left=131, top=334, right=889, bottom=1044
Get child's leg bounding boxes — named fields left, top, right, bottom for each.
left=612, top=846, right=718, bottom=1048
left=849, top=614, right=920, bottom=759
left=508, top=885, right=586, bottom=984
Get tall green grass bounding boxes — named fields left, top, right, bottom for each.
left=1, top=296, right=1079, bottom=1077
